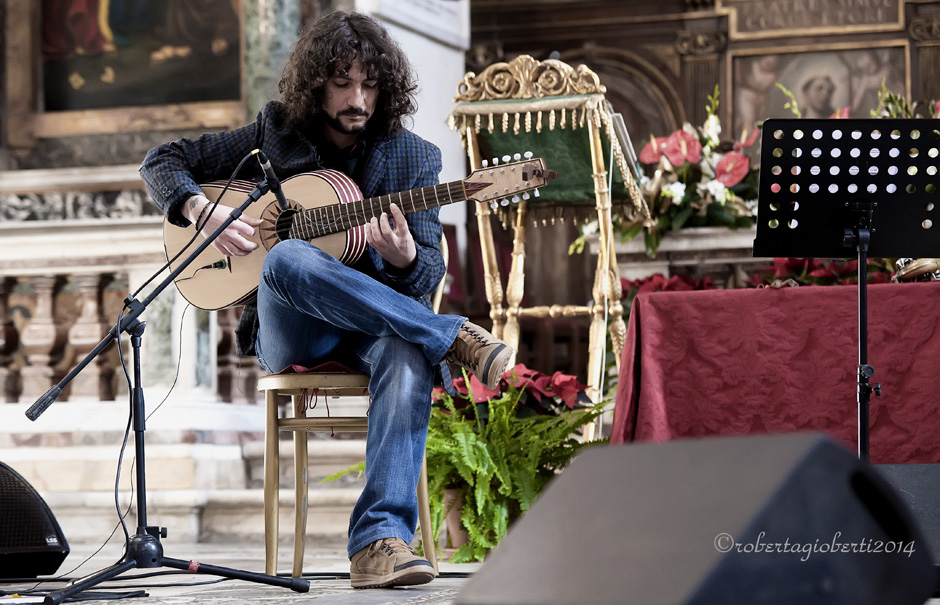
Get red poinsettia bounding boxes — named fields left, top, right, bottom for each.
left=639, top=135, right=669, bottom=164
left=623, top=273, right=716, bottom=294
left=662, top=130, right=702, bottom=166
left=714, top=151, right=750, bottom=188
left=437, top=363, right=589, bottom=410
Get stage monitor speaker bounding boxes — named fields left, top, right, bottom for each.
left=0, top=461, right=69, bottom=579
left=455, top=433, right=937, bottom=605
left=877, top=463, right=940, bottom=565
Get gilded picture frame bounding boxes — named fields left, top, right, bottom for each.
left=4, top=0, right=246, bottom=155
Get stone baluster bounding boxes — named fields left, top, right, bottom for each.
left=67, top=273, right=115, bottom=400
left=19, top=276, right=67, bottom=403
left=0, top=277, right=19, bottom=402
left=216, top=307, right=238, bottom=403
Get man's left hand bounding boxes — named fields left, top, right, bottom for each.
left=365, top=202, right=417, bottom=269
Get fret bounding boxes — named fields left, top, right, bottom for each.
left=329, top=204, right=337, bottom=233
left=420, top=186, right=427, bottom=210
left=358, top=198, right=367, bottom=229
left=409, top=189, right=416, bottom=212
left=368, top=196, right=376, bottom=223
left=444, top=182, right=454, bottom=207
left=344, top=203, right=352, bottom=232
left=432, top=184, right=440, bottom=207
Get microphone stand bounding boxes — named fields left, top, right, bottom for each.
left=25, top=179, right=310, bottom=603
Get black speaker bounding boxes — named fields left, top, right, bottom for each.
left=0, top=461, right=69, bottom=579
left=877, top=464, right=940, bottom=564
left=455, top=433, right=938, bottom=605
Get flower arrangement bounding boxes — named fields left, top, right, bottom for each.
left=570, top=87, right=759, bottom=257
left=423, top=364, right=604, bottom=563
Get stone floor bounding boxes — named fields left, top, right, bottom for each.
left=0, top=540, right=479, bottom=604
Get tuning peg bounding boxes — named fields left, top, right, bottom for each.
left=533, top=188, right=540, bottom=197
left=502, top=155, right=511, bottom=163
left=482, top=159, right=489, bottom=168
left=489, top=201, right=499, bottom=209
left=522, top=192, right=530, bottom=200
left=500, top=198, right=510, bottom=206
left=492, top=157, right=499, bottom=165
left=513, top=153, right=521, bottom=161
left=511, top=195, right=521, bottom=203
left=524, top=151, right=533, bottom=159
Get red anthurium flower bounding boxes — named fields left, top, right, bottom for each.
left=934, top=99, right=940, bottom=115
left=829, top=107, right=850, bottom=119
left=662, top=130, right=702, bottom=166
left=733, top=127, right=760, bottom=152
left=639, top=135, right=668, bottom=164
left=714, top=151, right=750, bottom=187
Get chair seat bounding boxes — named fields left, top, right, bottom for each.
left=257, top=361, right=370, bottom=397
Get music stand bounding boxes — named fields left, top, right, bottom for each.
left=753, top=118, right=940, bottom=461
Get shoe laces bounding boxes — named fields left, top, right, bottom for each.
left=367, top=538, right=414, bottom=557
left=451, top=326, right=487, bottom=368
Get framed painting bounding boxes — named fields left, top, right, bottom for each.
left=729, top=41, right=910, bottom=141
left=4, top=0, right=246, bottom=154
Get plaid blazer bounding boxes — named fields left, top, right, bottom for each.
left=140, top=101, right=446, bottom=356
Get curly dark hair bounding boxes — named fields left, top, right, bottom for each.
left=277, top=12, right=418, bottom=139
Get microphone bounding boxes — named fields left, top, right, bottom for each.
left=254, top=149, right=290, bottom=211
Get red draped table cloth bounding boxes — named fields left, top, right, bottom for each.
left=611, top=282, right=940, bottom=463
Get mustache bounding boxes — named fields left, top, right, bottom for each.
left=339, top=108, right=369, bottom=117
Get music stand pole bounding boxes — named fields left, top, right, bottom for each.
left=24, top=178, right=310, bottom=603
left=844, top=213, right=881, bottom=462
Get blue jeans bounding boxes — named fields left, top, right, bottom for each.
left=255, top=240, right=465, bottom=557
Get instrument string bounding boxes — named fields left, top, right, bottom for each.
left=292, top=182, right=462, bottom=238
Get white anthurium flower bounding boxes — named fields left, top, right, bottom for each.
left=682, top=122, right=698, bottom=137
left=581, top=219, right=599, bottom=235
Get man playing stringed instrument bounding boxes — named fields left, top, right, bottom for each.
left=140, top=11, right=512, bottom=589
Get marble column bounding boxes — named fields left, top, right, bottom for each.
left=244, top=0, right=301, bottom=118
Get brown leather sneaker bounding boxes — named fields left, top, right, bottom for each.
left=349, top=537, right=435, bottom=589
left=445, top=321, right=513, bottom=389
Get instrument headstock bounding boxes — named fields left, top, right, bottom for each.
left=463, top=152, right=558, bottom=209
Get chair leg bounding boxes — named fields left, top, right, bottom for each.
left=263, top=388, right=280, bottom=576
left=417, top=452, right=439, bottom=575
left=292, top=396, right=309, bottom=578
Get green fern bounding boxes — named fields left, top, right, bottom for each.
left=423, top=370, right=605, bottom=563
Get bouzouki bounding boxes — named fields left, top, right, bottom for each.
left=164, top=155, right=557, bottom=310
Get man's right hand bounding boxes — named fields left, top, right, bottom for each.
left=184, top=194, right=263, bottom=257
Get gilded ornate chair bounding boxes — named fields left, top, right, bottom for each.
left=257, top=238, right=448, bottom=578
left=448, top=56, right=648, bottom=433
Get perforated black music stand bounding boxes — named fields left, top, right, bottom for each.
left=754, top=118, right=940, bottom=461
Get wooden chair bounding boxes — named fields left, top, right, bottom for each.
left=258, top=238, right=448, bottom=578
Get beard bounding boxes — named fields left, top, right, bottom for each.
left=322, top=109, right=371, bottom=135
